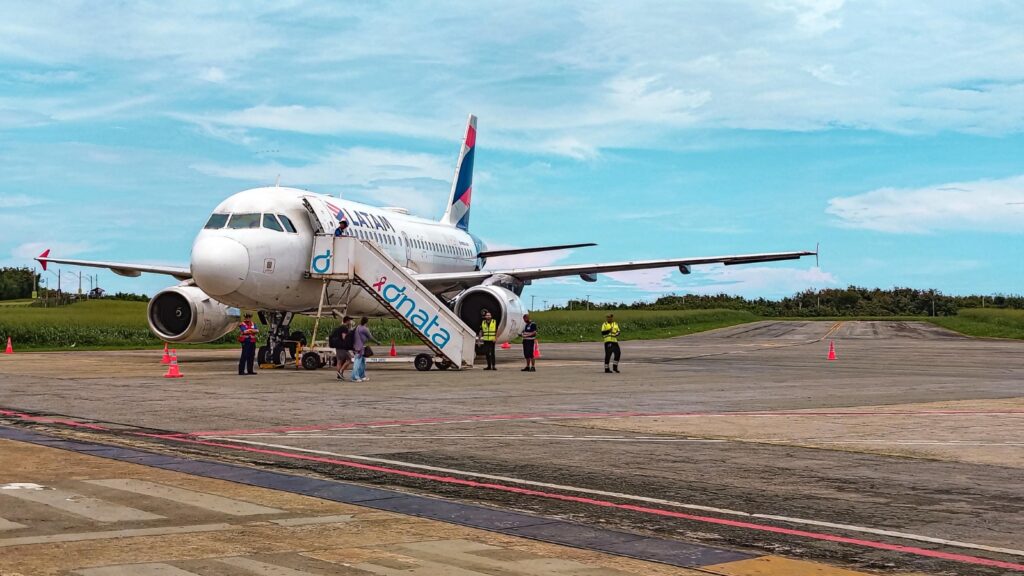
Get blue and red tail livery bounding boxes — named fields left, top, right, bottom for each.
left=442, top=114, right=476, bottom=231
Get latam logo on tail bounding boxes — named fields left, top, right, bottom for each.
left=375, top=276, right=452, bottom=349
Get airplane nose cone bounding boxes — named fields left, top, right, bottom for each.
left=191, top=236, right=249, bottom=296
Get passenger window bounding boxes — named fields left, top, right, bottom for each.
left=204, top=213, right=229, bottom=229
left=278, top=214, right=298, bottom=233
left=227, top=213, right=261, bottom=229
left=262, top=213, right=284, bottom=232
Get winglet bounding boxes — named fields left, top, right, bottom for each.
left=815, top=242, right=820, bottom=268
left=36, top=249, right=50, bottom=271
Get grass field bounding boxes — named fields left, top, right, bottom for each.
left=928, top=308, right=1024, bottom=339
left=1, top=299, right=1022, bottom=351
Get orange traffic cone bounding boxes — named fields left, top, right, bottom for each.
left=160, top=343, right=171, bottom=365
left=389, top=339, right=397, bottom=357
left=163, top=349, right=183, bottom=378
left=533, top=338, right=541, bottom=359
left=500, top=342, right=511, bottom=349
left=827, top=340, right=837, bottom=361
left=4, top=337, right=12, bottom=355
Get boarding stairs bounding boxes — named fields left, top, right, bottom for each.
left=308, top=235, right=476, bottom=369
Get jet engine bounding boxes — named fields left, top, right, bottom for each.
left=147, top=285, right=240, bottom=343
left=454, top=285, right=527, bottom=344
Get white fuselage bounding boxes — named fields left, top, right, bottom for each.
left=190, top=187, right=485, bottom=316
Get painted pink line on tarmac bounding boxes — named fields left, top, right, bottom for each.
left=0, top=409, right=108, bottom=431
left=157, top=434, right=1024, bottom=572
left=189, top=409, right=1024, bottom=437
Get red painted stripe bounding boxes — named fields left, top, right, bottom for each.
left=188, top=409, right=1024, bottom=437
left=153, top=434, right=1024, bottom=572
left=0, top=409, right=108, bottom=431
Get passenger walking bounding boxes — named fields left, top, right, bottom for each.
left=329, top=316, right=354, bottom=380
left=237, top=313, right=259, bottom=376
left=351, top=317, right=379, bottom=382
left=601, top=313, right=621, bottom=373
left=521, top=313, right=537, bottom=372
left=479, top=309, right=497, bottom=370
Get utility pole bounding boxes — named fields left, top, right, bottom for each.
left=78, top=270, right=83, bottom=295
left=586, top=294, right=591, bottom=310
left=531, top=295, right=535, bottom=310
left=543, top=300, right=548, bottom=310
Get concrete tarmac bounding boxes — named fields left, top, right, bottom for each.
left=1, top=321, right=1022, bottom=575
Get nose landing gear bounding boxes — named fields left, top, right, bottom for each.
left=256, top=311, right=295, bottom=367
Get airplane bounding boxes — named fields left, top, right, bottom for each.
left=36, top=115, right=816, bottom=365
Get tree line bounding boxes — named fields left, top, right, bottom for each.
left=0, top=267, right=38, bottom=300
left=561, top=287, right=1024, bottom=317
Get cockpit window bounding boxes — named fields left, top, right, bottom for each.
left=227, top=213, right=261, bottom=229
left=262, top=213, right=284, bottom=232
left=204, top=213, right=229, bottom=229
left=278, top=214, right=298, bottom=233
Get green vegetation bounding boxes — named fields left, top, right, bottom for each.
left=928, top=308, right=1024, bottom=340
left=530, top=309, right=758, bottom=342
left=0, top=267, right=38, bottom=300
left=2, top=299, right=1022, bottom=352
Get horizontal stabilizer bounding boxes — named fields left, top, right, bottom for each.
left=479, top=243, right=597, bottom=259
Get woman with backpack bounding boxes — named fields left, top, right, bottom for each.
left=351, top=317, right=380, bottom=382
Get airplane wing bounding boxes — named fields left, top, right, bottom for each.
left=35, top=250, right=192, bottom=281
left=414, top=250, right=816, bottom=292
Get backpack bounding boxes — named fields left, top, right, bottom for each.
left=328, top=326, right=347, bottom=349
left=342, top=328, right=356, bottom=350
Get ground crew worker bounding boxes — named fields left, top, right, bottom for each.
left=237, top=312, right=259, bottom=376
left=521, top=313, right=537, bottom=372
left=601, top=313, right=621, bottom=373
left=479, top=309, right=497, bottom=370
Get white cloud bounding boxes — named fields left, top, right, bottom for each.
left=483, top=244, right=578, bottom=269
left=199, top=66, right=227, bottom=83
left=12, top=241, right=96, bottom=259
left=606, top=269, right=677, bottom=292
left=0, top=194, right=45, bottom=208
left=826, top=175, right=1024, bottom=233
left=691, top=265, right=838, bottom=297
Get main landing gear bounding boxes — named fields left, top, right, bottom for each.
left=256, top=311, right=305, bottom=366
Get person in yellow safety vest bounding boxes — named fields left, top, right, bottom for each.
left=479, top=309, right=498, bottom=370
left=601, top=313, right=621, bottom=373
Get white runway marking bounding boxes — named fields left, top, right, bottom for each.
left=85, top=479, right=284, bottom=516
left=0, top=485, right=163, bottom=522
left=241, top=433, right=725, bottom=443
left=211, top=436, right=1024, bottom=558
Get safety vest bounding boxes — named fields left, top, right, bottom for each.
left=238, top=321, right=259, bottom=344
left=601, top=321, right=620, bottom=343
left=481, top=319, right=497, bottom=341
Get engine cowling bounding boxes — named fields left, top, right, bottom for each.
left=147, top=285, right=240, bottom=343
left=454, top=285, right=526, bottom=343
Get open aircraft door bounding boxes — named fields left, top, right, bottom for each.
left=301, top=196, right=341, bottom=235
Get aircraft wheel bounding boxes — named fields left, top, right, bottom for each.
left=414, top=353, right=433, bottom=372
left=257, top=345, right=271, bottom=365
left=301, top=352, right=321, bottom=370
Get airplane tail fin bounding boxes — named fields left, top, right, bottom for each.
left=441, top=114, right=476, bottom=230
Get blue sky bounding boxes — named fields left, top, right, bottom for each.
left=1, top=1, right=1022, bottom=306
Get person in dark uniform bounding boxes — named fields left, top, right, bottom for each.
left=479, top=309, right=497, bottom=370
left=238, top=313, right=259, bottom=376
left=601, top=313, right=621, bottom=373
left=521, top=313, right=537, bottom=372
left=334, top=210, right=349, bottom=237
